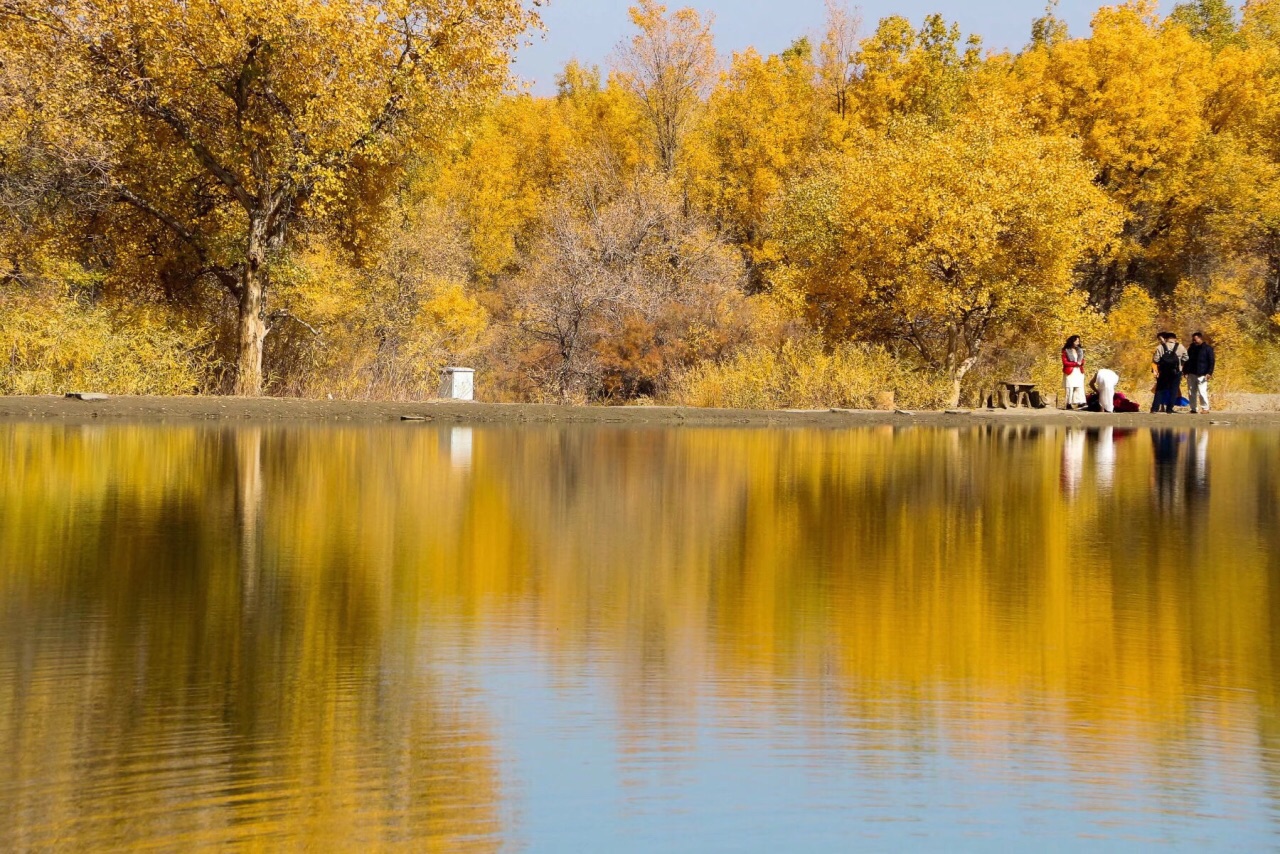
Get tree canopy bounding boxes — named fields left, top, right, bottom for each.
left=5, top=1, right=1280, bottom=406
left=2, top=0, right=538, bottom=394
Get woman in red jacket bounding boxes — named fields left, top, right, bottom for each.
left=1061, top=335, right=1086, bottom=410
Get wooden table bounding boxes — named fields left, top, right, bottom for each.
left=998, top=381, right=1039, bottom=409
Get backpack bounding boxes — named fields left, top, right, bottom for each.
left=1157, top=344, right=1181, bottom=372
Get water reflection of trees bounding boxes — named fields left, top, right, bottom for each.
left=2, top=423, right=1280, bottom=846
left=0, top=425, right=504, bottom=851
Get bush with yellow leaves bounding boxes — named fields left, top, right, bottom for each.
left=0, top=284, right=206, bottom=395
left=265, top=210, right=489, bottom=400
left=672, top=334, right=949, bottom=410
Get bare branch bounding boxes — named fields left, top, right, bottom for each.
left=114, top=184, right=203, bottom=250
left=268, top=309, right=321, bottom=337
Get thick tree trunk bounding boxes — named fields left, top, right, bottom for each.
left=234, top=219, right=269, bottom=396
left=946, top=332, right=979, bottom=408
left=235, top=277, right=267, bottom=396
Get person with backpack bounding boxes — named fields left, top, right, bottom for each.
left=1151, top=332, right=1187, bottom=414
left=1185, top=331, right=1216, bottom=414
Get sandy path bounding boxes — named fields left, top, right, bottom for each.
left=0, top=395, right=1273, bottom=429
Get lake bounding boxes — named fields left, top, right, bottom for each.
left=1, top=422, right=1278, bottom=850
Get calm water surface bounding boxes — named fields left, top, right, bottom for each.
left=1, top=423, right=1279, bottom=851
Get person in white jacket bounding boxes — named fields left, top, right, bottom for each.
left=1090, top=368, right=1119, bottom=413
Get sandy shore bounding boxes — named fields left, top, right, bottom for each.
left=0, top=394, right=1275, bottom=428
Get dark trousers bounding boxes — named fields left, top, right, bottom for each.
left=1151, top=388, right=1178, bottom=413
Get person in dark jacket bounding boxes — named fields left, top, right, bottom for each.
left=1151, top=332, right=1187, bottom=414
left=1185, top=331, right=1216, bottom=414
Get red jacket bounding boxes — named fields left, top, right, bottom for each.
left=1061, top=348, right=1084, bottom=375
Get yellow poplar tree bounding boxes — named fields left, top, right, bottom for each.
left=1, top=0, right=538, bottom=395
left=428, top=66, right=650, bottom=282
left=689, top=40, right=829, bottom=287
left=1013, top=0, right=1209, bottom=304
left=851, top=14, right=982, bottom=129
left=614, top=0, right=716, bottom=174
left=775, top=110, right=1120, bottom=406
left=818, top=1, right=861, bottom=121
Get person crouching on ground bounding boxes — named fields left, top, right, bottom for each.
left=1090, top=367, right=1120, bottom=413
left=1185, top=331, right=1215, bottom=414
left=1062, top=335, right=1086, bottom=410
left=1151, top=332, right=1187, bottom=414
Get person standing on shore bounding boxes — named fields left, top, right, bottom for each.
left=1062, top=335, right=1086, bottom=410
left=1151, top=332, right=1187, bottom=414
left=1185, top=331, right=1216, bottom=414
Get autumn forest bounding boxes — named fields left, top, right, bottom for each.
left=2, top=0, right=1279, bottom=407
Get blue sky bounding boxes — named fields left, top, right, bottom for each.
left=513, top=0, right=1179, bottom=94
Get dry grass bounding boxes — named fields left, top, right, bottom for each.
left=670, top=336, right=949, bottom=411
left=0, top=289, right=206, bottom=395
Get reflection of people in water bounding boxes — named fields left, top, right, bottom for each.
left=1149, top=429, right=1212, bottom=515
left=1188, top=429, right=1211, bottom=502
left=1093, top=426, right=1117, bottom=492
left=1088, top=427, right=1136, bottom=493
left=1060, top=428, right=1087, bottom=497
left=1151, top=429, right=1186, bottom=513
left=1180, top=429, right=1212, bottom=557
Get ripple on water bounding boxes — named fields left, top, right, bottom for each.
left=1, top=423, right=1279, bottom=849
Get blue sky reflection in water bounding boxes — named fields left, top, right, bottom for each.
left=0, top=423, right=1278, bottom=850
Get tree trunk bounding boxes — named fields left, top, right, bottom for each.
left=944, top=323, right=981, bottom=408
left=235, top=218, right=269, bottom=396
left=948, top=353, right=979, bottom=408
left=557, top=340, right=574, bottom=404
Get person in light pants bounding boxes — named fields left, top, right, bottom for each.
left=1061, top=335, right=1086, bottom=409
left=1089, top=368, right=1119, bottom=413
left=1185, top=331, right=1216, bottom=414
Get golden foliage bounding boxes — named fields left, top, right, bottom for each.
left=1099, top=283, right=1161, bottom=386
left=851, top=13, right=983, bottom=128
left=685, top=41, right=831, bottom=286
left=615, top=0, right=717, bottom=173
left=0, top=284, right=207, bottom=394
left=268, top=209, right=488, bottom=400
left=7, top=0, right=1280, bottom=406
left=674, top=334, right=949, bottom=410
left=1, top=0, right=538, bottom=394
left=775, top=107, right=1119, bottom=404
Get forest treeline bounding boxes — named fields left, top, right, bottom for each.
left=3, top=0, right=1280, bottom=407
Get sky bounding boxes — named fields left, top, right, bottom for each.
left=512, top=0, right=1178, bottom=94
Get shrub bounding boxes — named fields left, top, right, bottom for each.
left=265, top=219, right=489, bottom=401
left=671, top=335, right=949, bottom=410
left=0, top=287, right=206, bottom=395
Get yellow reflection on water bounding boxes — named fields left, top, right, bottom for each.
left=1, top=423, right=1278, bottom=848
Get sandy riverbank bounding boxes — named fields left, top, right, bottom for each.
left=0, top=394, right=1277, bottom=428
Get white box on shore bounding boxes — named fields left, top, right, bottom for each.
left=439, top=367, right=475, bottom=401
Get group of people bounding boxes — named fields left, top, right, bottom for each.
left=1060, top=332, right=1217, bottom=414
